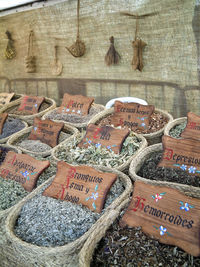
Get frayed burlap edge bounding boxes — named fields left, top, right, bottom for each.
left=3, top=167, right=132, bottom=267
left=7, top=123, right=79, bottom=157
left=0, top=93, right=23, bottom=109
left=0, top=120, right=28, bottom=144
left=129, top=143, right=200, bottom=198
left=42, top=103, right=105, bottom=129
left=51, top=131, right=147, bottom=172
left=88, top=107, right=173, bottom=145
left=164, top=117, right=187, bottom=136
left=0, top=97, right=56, bottom=125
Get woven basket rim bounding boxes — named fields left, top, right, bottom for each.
left=42, top=103, right=105, bottom=129
left=51, top=131, right=147, bottom=171
left=7, top=123, right=79, bottom=157
left=164, top=117, right=187, bottom=136
left=5, top=166, right=132, bottom=253
left=129, top=143, right=200, bottom=197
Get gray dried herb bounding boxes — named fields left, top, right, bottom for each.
left=169, top=122, right=187, bottom=139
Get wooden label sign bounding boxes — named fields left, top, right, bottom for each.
left=110, top=101, right=154, bottom=131
left=59, top=93, right=94, bottom=116
left=18, top=95, right=44, bottom=114
left=78, top=123, right=130, bottom=154
left=181, top=112, right=200, bottom=140
left=43, top=161, right=117, bottom=213
left=120, top=181, right=200, bottom=257
left=0, top=93, right=14, bottom=105
left=28, top=117, right=64, bottom=148
left=158, top=136, right=200, bottom=176
left=0, top=151, right=50, bottom=192
left=0, top=113, right=8, bottom=134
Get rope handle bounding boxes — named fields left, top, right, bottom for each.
left=77, top=0, right=80, bottom=39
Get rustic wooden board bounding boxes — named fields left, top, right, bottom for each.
left=43, top=161, right=117, bottom=213
left=0, top=151, right=50, bottom=192
left=59, top=93, right=94, bottom=116
left=181, top=112, right=200, bottom=140
left=0, top=93, right=14, bottom=105
left=0, top=113, right=8, bottom=134
left=120, top=181, right=200, bottom=257
left=158, top=136, right=200, bottom=176
left=110, top=101, right=154, bottom=131
left=18, top=95, right=44, bottom=114
left=28, top=117, right=64, bottom=148
left=78, top=123, right=130, bottom=154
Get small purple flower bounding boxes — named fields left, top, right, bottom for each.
left=34, top=104, right=38, bottom=108
left=88, top=140, right=92, bottom=144
left=180, top=164, right=187, bottom=171
left=179, top=202, right=194, bottom=211
left=77, top=110, right=81, bottom=114
left=141, top=117, right=145, bottom=121
left=159, top=226, right=167, bottom=236
left=95, top=143, right=101, bottom=148
left=141, top=122, right=146, bottom=127
left=20, top=170, right=30, bottom=178
left=91, top=192, right=98, bottom=200
left=107, top=145, right=111, bottom=149
left=72, top=109, right=75, bottom=112
left=188, top=166, right=196, bottom=174
left=34, top=127, right=37, bottom=131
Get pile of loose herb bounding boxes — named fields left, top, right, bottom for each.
left=138, top=151, right=200, bottom=187
left=0, top=118, right=25, bottom=139
left=169, top=122, right=187, bottom=138
left=55, top=132, right=142, bottom=168
left=45, top=105, right=104, bottom=124
left=14, top=177, right=124, bottom=247
left=91, top=217, right=200, bottom=266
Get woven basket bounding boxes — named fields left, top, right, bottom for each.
left=164, top=117, right=187, bottom=136
left=7, top=124, right=80, bottom=157
left=129, top=143, right=200, bottom=198
left=88, top=107, right=173, bottom=145
left=42, top=103, right=105, bottom=129
left=0, top=119, right=28, bottom=144
left=0, top=93, right=23, bottom=109
left=51, top=131, right=147, bottom=172
left=0, top=97, right=56, bottom=125
left=3, top=166, right=132, bottom=267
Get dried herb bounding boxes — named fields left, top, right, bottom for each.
left=0, top=118, right=25, bottom=139
left=169, top=122, right=187, bottom=139
left=105, top=36, right=120, bottom=66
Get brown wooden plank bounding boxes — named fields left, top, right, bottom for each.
left=158, top=135, right=200, bottom=176
left=18, top=95, right=44, bottom=114
left=181, top=112, right=200, bottom=140
left=58, top=93, right=94, bottom=116
left=28, top=117, right=64, bottom=148
left=43, top=161, right=117, bottom=213
left=110, top=101, right=154, bottom=131
left=0, top=93, right=14, bottom=105
left=0, top=151, right=50, bottom=192
left=120, top=181, right=200, bottom=257
left=0, top=113, right=8, bottom=134
left=78, top=123, right=130, bottom=154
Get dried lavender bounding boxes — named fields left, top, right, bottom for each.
left=169, top=122, right=187, bottom=138
left=55, top=132, right=141, bottom=168
left=0, top=118, right=25, bottom=139
left=45, top=105, right=104, bottom=124
left=14, top=177, right=124, bottom=247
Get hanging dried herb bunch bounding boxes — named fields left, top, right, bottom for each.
left=4, top=31, right=16, bottom=60
left=66, top=0, right=85, bottom=57
left=51, top=45, right=63, bottom=76
left=105, top=36, right=120, bottom=66
left=24, top=30, right=36, bottom=73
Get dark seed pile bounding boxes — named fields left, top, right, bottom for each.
left=45, top=105, right=104, bottom=124
left=0, top=118, right=25, bottom=139
left=14, top=176, right=125, bottom=247
left=138, top=151, right=200, bottom=187
left=7, top=101, right=50, bottom=115
left=91, top=217, right=200, bottom=267
left=98, top=111, right=168, bottom=134
left=169, top=122, right=187, bottom=138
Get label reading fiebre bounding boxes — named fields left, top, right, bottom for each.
left=120, top=181, right=200, bottom=257
left=0, top=93, right=14, bottom=105
left=29, top=117, right=64, bottom=148
left=78, top=124, right=130, bottom=154
left=59, top=93, right=94, bottom=116
left=110, top=101, right=154, bottom=131
left=158, top=136, right=200, bottom=176
left=181, top=112, right=200, bottom=140
left=18, top=95, right=44, bottom=114
left=0, top=151, right=50, bottom=192
left=0, top=113, right=8, bottom=134
left=43, top=161, right=117, bottom=213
